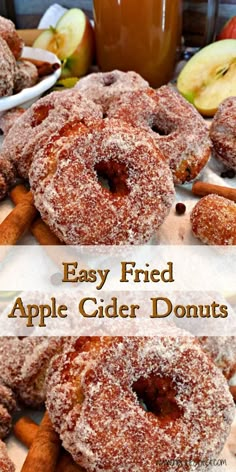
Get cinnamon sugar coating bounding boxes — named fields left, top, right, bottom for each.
left=0, top=337, right=65, bottom=407
left=29, top=118, right=175, bottom=245
left=75, top=70, right=149, bottom=111
left=199, top=336, right=236, bottom=380
left=14, top=60, right=38, bottom=94
left=0, top=37, right=15, bottom=97
left=0, top=384, right=16, bottom=439
left=0, top=441, right=15, bottom=472
left=2, top=89, right=103, bottom=179
left=210, top=97, right=236, bottom=171
left=0, top=154, right=16, bottom=201
left=46, top=336, right=234, bottom=472
left=191, top=194, right=236, bottom=245
left=0, top=108, right=25, bottom=136
left=0, top=16, right=23, bottom=60
left=107, top=86, right=211, bottom=184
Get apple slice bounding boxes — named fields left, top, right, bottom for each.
left=33, top=8, right=94, bottom=78
left=177, top=39, right=236, bottom=116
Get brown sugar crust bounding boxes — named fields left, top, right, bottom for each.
left=107, top=86, right=211, bottom=184
left=14, top=60, right=38, bottom=94
left=0, top=37, right=15, bottom=97
left=29, top=118, right=175, bottom=245
left=2, top=89, right=103, bottom=179
left=210, top=97, right=236, bottom=171
left=191, top=194, right=236, bottom=245
left=75, top=70, right=149, bottom=111
left=46, top=336, right=235, bottom=472
left=0, top=16, right=23, bottom=60
left=0, top=154, right=16, bottom=201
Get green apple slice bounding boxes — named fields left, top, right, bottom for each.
left=177, top=39, right=236, bottom=116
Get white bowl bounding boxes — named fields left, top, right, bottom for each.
left=0, top=46, right=61, bottom=112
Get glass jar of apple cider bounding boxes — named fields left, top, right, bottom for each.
left=93, top=0, right=183, bottom=88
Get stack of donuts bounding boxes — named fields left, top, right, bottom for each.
left=0, top=334, right=235, bottom=472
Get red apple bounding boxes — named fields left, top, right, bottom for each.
left=217, top=16, right=236, bottom=40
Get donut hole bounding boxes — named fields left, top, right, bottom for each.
left=95, top=160, right=130, bottom=196
left=103, top=75, right=116, bottom=87
left=150, top=120, right=172, bottom=136
left=31, top=104, right=54, bottom=127
left=133, top=375, right=182, bottom=421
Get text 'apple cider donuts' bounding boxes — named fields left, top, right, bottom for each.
left=210, top=97, right=236, bottom=171
left=29, top=118, right=175, bottom=245
left=191, top=194, right=236, bottom=245
left=46, top=336, right=235, bottom=472
left=107, top=85, right=212, bottom=184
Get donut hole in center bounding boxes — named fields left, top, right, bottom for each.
left=133, top=375, right=182, bottom=421
left=95, top=160, right=130, bottom=196
left=103, top=75, right=116, bottom=87
left=150, top=119, right=171, bottom=136
left=31, top=104, right=54, bottom=127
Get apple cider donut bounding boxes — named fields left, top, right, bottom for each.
left=0, top=383, right=16, bottom=439
left=0, top=441, right=15, bottom=472
left=0, top=108, right=25, bottom=135
left=75, top=70, right=149, bottom=112
left=199, top=337, right=236, bottom=380
left=0, top=337, right=64, bottom=407
left=191, top=194, right=236, bottom=245
left=0, top=37, right=15, bottom=97
left=0, top=16, right=23, bottom=60
left=2, top=89, right=103, bottom=179
left=107, top=86, right=211, bottom=184
left=30, top=119, right=175, bottom=245
left=210, top=97, right=236, bottom=171
left=0, top=154, right=16, bottom=201
left=46, top=336, right=235, bottom=472
left=14, top=60, right=38, bottom=94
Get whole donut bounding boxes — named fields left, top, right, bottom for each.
left=191, top=194, right=236, bottom=245
left=199, top=336, right=236, bottom=380
left=0, top=337, right=64, bottom=407
left=0, top=441, right=15, bottom=472
left=0, top=37, right=15, bottom=97
left=46, top=336, right=234, bottom=472
left=210, top=97, right=236, bottom=171
left=107, top=86, right=211, bottom=184
left=0, top=154, right=16, bottom=201
left=75, top=70, right=149, bottom=111
left=0, top=16, right=23, bottom=60
left=29, top=119, right=175, bottom=245
left=2, top=89, right=103, bottom=179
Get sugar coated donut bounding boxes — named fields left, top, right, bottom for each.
left=75, top=70, right=149, bottom=111
left=0, top=337, right=64, bottom=407
left=2, top=89, right=103, bottom=179
left=46, top=336, right=234, bottom=472
left=14, top=60, right=38, bottom=94
left=0, top=37, right=15, bottom=97
left=107, top=86, right=211, bottom=184
left=0, top=154, right=16, bottom=201
left=0, top=441, right=15, bottom=472
left=0, top=16, right=23, bottom=60
left=191, top=194, right=236, bottom=245
left=199, top=336, right=236, bottom=380
left=210, top=97, right=236, bottom=171
left=0, top=384, right=16, bottom=439
left=0, top=108, right=25, bottom=136
left=30, top=119, right=174, bottom=245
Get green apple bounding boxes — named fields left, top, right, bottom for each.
left=177, top=39, right=236, bottom=116
left=33, top=8, right=94, bottom=78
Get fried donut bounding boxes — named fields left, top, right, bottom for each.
left=0, top=441, right=15, bottom=472
left=2, top=89, right=103, bottom=179
left=46, top=336, right=234, bottom=472
left=107, top=86, right=211, bottom=184
left=30, top=119, right=175, bottom=245
left=191, top=194, right=236, bottom=245
left=0, top=16, right=23, bottom=60
left=75, top=70, right=149, bottom=111
left=14, top=60, right=38, bottom=94
left=199, top=336, right=236, bottom=380
left=0, top=383, right=16, bottom=439
left=0, top=108, right=25, bottom=135
left=210, top=97, right=236, bottom=171
left=0, top=37, right=15, bottom=97
left=0, top=154, right=16, bottom=201
left=0, top=337, right=64, bottom=407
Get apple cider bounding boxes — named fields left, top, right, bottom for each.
left=93, top=0, right=182, bottom=88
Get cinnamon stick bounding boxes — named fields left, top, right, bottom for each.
left=192, top=181, right=236, bottom=203
left=230, top=385, right=236, bottom=402
left=21, top=57, right=60, bottom=77
left=14, top=416, right=84, bottom=472
left=0, top=192, right=37, bottom=245
left=21, top=412, right=61, bottom=472
left=9, top=185, right=63, bottom=246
